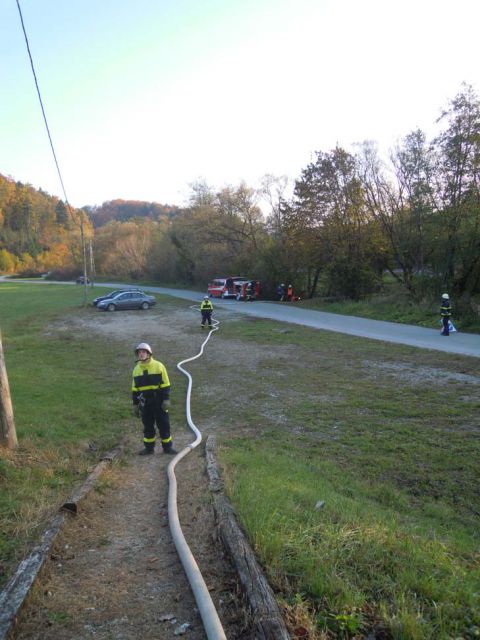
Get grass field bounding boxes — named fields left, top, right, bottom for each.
left=0, top=283, right=134, bottom=577
left=205, top=321, right=480, bottom=639
left=1, top=283, right=479, bottom=639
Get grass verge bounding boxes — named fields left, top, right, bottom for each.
left=295, top=281, right=480, bottom=334
left=209, top=319, right=480, bottom=639
left=0, top=283, right=135, bottom=585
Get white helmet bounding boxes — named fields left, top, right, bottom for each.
left=135, top=342, right=152, bottom=355
left=204, top=295, right=209, bottom=300
left=442, top=293, right=449, bottom=299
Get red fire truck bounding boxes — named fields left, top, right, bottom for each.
left=207, top=276, right=248, bottom=299
left=234, top=280, right=261, bottom=301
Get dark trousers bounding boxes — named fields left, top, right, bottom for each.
left=201, top=310, right=212, bottom=326
left=141, top=395, right=172, bottom=450
left=441, top=316, right=450, bottom=335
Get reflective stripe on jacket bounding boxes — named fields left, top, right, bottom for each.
left=132, top=357, right=170, bottom=402
left=200, top=300, right=213, bottom=311
left=440, top=301, right=452, bottom=317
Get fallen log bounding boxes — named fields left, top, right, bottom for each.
left=0, top=442, right=124, bottom=640
left=206, top=435, right=291, bottom=640
left=0, top=513, right=66, bottom=640
left=61, top=447, right=122, bottom=513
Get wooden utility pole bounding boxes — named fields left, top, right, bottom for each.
left=0, top=330, right=18, bottom=449
left=89, top=239, right=95, bottom=287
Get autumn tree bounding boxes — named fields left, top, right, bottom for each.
left=432, top=84, right=480, bottom=294
left=358, top=137, right=435, bottom=295
left=258, top=175, right=302, bottom=294
left=289, top=147, right=381, bottom=299
left=169, top=181, right=266, bottom=284
left=94, top=220, right=154, bottom=279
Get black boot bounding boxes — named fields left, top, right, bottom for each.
left=138, top=448, right=154, bottom=456
left=163, top=447, right=177, bottom=455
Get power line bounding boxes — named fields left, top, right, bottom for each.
left=15, top=0, right=90, bottom=302
left=15, top=0, right=70, bottom=208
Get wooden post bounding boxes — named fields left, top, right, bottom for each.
left=0, top=330, right=18, bottom=449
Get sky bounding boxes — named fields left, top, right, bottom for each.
left=1, top=0, right=479, bottom=209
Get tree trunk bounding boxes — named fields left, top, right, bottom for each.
left=0, top=331, right=18, bottom=449
left=308, top=267, right=321, bottom=298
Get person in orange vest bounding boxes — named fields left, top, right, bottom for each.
left=287, top=284, right=293, bottom=302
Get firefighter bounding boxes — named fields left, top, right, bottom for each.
left=200, top=295, right=214, bottom=328
left=132, top=342, right=176, bottom=456
left=276, top=283, right=286, bottom=301
left=287, top=284, right=293, bottom=302
left=440, top=293, right=452, bottom=336
left=245, top=281, right=256, bottom=301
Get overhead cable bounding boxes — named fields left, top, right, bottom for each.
left=15, top=0, right=71, bottom=208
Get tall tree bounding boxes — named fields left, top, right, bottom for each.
left=432, top=83, right=480, bottom=293
left=291, top=147, right=380, bottom=298
left=391, top=129, right=437, bottom=276
left=358, top=130, right=442, bottom=296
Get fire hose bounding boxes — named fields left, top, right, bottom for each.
left=166, top=309, right=227, bottom=640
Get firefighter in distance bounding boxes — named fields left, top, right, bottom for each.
left=440, top=293, right=452, bottom=336
left=200, top=295, right=214, bottom=328
left=132, top=342, right=176, bottom=455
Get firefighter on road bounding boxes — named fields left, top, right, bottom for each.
left=440, top=293, right=452, bottom=336
left=200, top=295, right=214, bottom=328
left=132, top=342, right=176, bottom=456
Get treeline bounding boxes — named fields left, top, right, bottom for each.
left=87, top=200, right=180, bottom=228
left=281, top=84, right=480, bottom=303
left=1, top=85, right=479, bottom=310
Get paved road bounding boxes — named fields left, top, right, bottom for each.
left=110, top=283, right=480, bottom=358
left=3, top=279, right=480, bottom=358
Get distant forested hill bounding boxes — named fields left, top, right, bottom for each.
left=88, top=199, right=181, bottom=228
left=0, top=174, right=182, bottom=275
left=0, top=172, right=87, bottom=274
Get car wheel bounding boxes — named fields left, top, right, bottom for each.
left=107, top=303, right=116, bottom=312
left=141, top=302, right=149, bottom=310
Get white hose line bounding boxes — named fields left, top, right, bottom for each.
left=167, top=310, right=227, bottom=640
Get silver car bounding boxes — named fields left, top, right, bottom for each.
left=93, top=288, right=144, bottom=306
left=96, top=291, right=156, bottom=311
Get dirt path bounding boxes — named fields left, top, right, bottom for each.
left=12, top=306, right=252, bottom=640
left=13, top=432, right=248, bottom=639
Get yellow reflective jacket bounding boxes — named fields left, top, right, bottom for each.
left=132, top=357, right=170, bottom=402
left=200, top=299, right=213, bottom=311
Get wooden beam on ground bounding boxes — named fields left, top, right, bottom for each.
left=0, top=513, right=66, bottom=640
left=0, top=443, right=124, bottom=639
left=206, top=435, right=291, bottom=640
left=61, top=445, right=124, bottom=513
